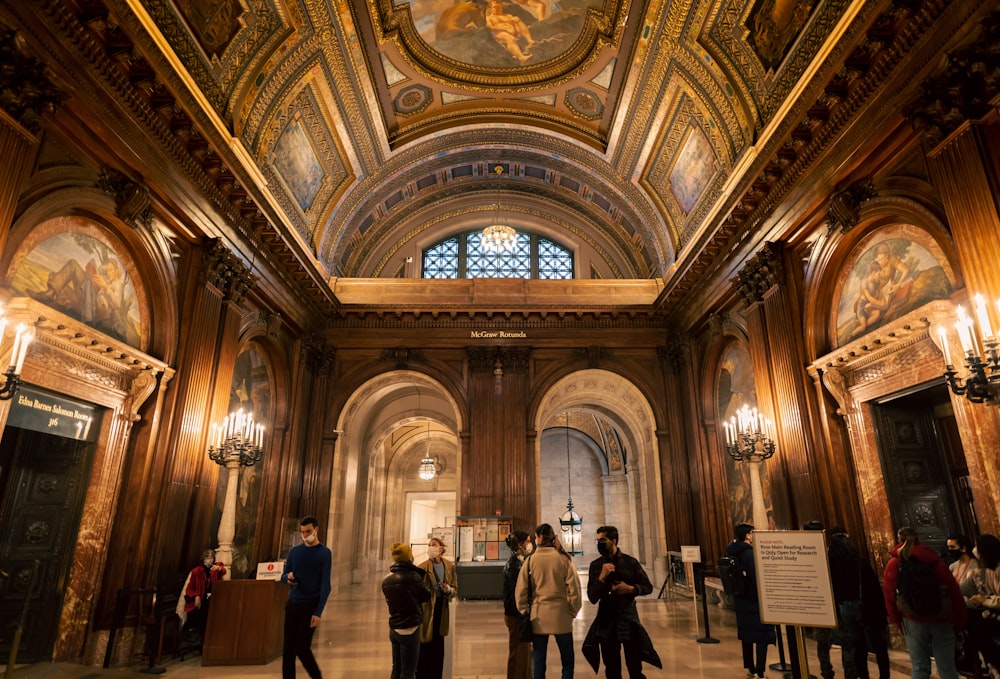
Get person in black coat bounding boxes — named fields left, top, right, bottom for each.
left=726, top=523, right=775, bottom=679
left=502, top=530, right=533, bottom=679
left=383, top=543, right=432, bottom=679
left=828, top=527, right=890, bottom=679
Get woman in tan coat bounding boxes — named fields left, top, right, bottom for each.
left=416, top=537, right=458, bottom=679
left=515, top=523, right=582, bottom=679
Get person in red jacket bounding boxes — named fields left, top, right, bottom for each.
left=882, top=527, right=965, bottom=679
left=181, top=548, right=227, bottom=647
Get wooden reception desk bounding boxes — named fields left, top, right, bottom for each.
left=202, top=579, right=288, bottom=665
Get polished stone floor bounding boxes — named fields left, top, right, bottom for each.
left=147, top=579, right=915, bottom=679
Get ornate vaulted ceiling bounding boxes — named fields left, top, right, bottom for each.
left=2, top=0, right=960, bottom=317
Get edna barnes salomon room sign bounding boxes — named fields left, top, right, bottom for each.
left=470, top=331, right=527, bottom=338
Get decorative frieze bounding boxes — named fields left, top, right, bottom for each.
left=733, top=242, right=785, bottom=306
left=0, top=27, right=66, bottom=133
left=904, top=12, right=1000, bottom=145
left=468, top=346, right=530, bottom=374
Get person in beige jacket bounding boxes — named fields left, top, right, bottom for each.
left=416, top=537, right=457, bottom=679
left=515, top=523, right=582, bottom=679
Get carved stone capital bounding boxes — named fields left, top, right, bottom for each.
left=97, top=168, right=154, bottom=230
left=657, top=339, right=690, bottom=376
left=0, top=27, right=66, bottom=133
left=301, top=335, right=335, bottom=376
left=381, top=346, right=424, bottom=369
left=826, top=178, right=877, bottom=233
left=198, top=239, right=254, bottom=303
left=904, top=13, right=1000, bottom=145
left=733, top=241, right=785, bottom=306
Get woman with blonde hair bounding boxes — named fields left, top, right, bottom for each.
left=515, top=523, right=581, bottom=679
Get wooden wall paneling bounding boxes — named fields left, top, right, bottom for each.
left=150, top=245, right=230, bottom=585
left=0, top=110, right=38, bottom=253
left=657, top=342, right=697, bottom=550
left=927, top=116, right=1000, bottom=305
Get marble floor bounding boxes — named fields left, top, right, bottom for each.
left=149, top=579, right=916, bottom=679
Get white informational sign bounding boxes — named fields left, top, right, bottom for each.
left=256, top=561, right=284, bottom=581
left=754, top=530, right=836, bottom=628
left=680, top=545, right=702, bottom=563
left=458, top=526, right=475, bottom=562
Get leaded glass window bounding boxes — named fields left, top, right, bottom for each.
left=422, top=231, right=574, bottom=279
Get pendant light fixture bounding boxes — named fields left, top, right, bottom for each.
left=481, top=164, right=517, bottom=254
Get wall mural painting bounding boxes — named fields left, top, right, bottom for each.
left=273, top=116, right=324, bottom=212
left=835, top=235, right=952, bottom=347
left=718, top=343, right=775, bottom=530
left=404, top=0, right=603, bottom=67
left=669, top=123, right=717, bottom=215
left=745, top=0, right=818, bottom=72
left=211, top=346, right=272, bottom=579
left=9, top=228, right=142, bottom=347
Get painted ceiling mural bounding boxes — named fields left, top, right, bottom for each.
left=77, top=0, right=884, bottom=282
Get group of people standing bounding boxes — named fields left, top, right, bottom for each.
left=382, top=522, right=660, bottom=679
left=726, top=520, right=1000, bottom=679
left=503, top=523, right=659, bottom=679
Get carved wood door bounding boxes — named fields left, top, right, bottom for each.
left=0, top=426, right=97, bottom=662
left=872, top=402, right=959, bottom=552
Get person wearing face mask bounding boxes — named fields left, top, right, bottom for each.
left=583, top=525, right=660, bottom=679
left=502, top=530, right=533, bottom=679
left=964, top=534, right=1000, bottom=675
left=178, top=547, right=226, bottom=652
left=726, top=523, right=775, bottom=679
left=946, top=535, right=979, bottom=596
left=281, top=516, right=332, bottom=679
left=416, top=537, right=458, bottom=679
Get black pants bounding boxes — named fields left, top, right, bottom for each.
left=283, top=598, right=321, bottom=679
left=742, top=640, right=768, bottom=677
left=416, top=598, right=446, bottom=679
left=599, top=632, right=645, bottom=679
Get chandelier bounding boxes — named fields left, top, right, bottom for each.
left=939, top=294, right=1000, bottom=404
left=722, top=404, right=776, bottom=462
left=415, top=385, right=437, bottom=481
left=481, top=164, right=517, bottom=254
left=208, top=408, right=265, bottom=467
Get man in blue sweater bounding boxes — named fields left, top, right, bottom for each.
left=281, top=516, right=332, bottom=679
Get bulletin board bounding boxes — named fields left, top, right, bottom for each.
left=455, top=516, right=512, bottom=563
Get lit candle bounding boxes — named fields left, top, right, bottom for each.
left=938, top=326, right=951, bottom=366
left=14, top=332, right=31, bottom=374
left=257, top=424, right=264, bottom=448
left=9, top=324, right=24, bottom=370
left=209, top=423, right=217, bottom=448
left=975, top=294, right=994, bottom=340
left=956, top=306, right=976, bottom=354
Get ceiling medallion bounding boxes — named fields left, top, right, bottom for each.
left=481, top=165, right=517, bottom=254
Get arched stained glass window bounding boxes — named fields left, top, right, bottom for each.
left=422, top=231, right=574, bottom=279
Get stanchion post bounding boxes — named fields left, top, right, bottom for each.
left=695, top=563, right=719, bottom=644
left=770, top=624, right=793, bottom=672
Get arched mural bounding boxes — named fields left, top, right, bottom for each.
left=718, top=342, right=775, bottom=529
left=7, top=219, right=143, bottom=347
left=211, top=345, right=272, bottom=578
left=834, top=232, right=952, bottom=346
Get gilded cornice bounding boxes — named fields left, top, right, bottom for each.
left=328, top=311, right=667, bottom=329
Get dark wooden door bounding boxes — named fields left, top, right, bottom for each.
left=872, top=402, right=959, bottom=552
left=0, top=426, right=97, bottom=662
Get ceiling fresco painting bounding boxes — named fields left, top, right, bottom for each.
left=8, top=0, right=960, bottom=308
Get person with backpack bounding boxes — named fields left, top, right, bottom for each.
left=726, top=523, right=775, bottom=679
left=882, top=526, right=966, bottom=679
